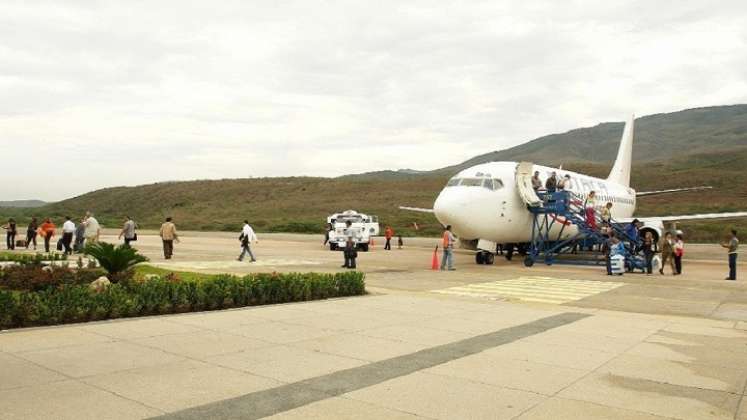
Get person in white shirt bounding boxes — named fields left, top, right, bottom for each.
left=61, top=216, right=76, bottom=255
left=238, top=220, right=258, bottom=262
left=83, top=212, right=101, bottom=244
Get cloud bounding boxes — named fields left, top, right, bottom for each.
left=1, top=0, right=746, bottom=200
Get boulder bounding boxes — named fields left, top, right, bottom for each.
left=89, top=276, right=111, bottom=293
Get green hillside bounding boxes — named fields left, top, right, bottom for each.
left=439, top=104, right=747, bottom=173
left=2, top=105, right=745, bottom=241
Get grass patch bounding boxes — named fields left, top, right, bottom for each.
left=133, top=264, right=221, bottom=283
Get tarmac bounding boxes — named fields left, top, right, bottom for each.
left=1, top=231, right=746, bottom=419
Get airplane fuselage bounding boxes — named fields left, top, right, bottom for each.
left=433, top=162, right=637, bottom=243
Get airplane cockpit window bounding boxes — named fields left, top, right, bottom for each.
left=446, top=178, right=461, bottom=187
left=460, top=178, right=483, bottom=187
left=491, top=179, right=504, bottom=189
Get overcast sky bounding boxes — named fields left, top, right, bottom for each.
left=2, top=0, right=746, bottom=201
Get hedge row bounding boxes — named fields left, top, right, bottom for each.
left=0, top=271, right=365, bottom=329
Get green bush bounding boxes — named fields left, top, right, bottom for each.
left=84, top=242, right=148, bottom=282
left=0, top=265, right=106, bottom=292
left=0, top=271, right=366, bottom=330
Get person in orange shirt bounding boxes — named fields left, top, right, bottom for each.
left=440, top=225, right=456, bottom=271
left=384, top=226, right=394, bottom=251
left=39, top=218, right=56, bottom=253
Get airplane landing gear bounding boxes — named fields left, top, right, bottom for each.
left=475, top=251, right=495, bottom=265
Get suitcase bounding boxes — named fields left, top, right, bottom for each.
left=610, top=255, right=625, bottom=275
left=56, top=239, right=64, bottom=251
left=16, top=239, right=27, bottom=248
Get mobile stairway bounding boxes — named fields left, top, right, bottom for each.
left=514, top=162, right=642, bottom=268
left=523, top=191, right=642, bottom=267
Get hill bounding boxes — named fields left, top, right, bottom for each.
left=0, top=200, right=47, bottom=208
left=2, top=105, right=745, bottom=241
left=437, top=104, right=747, bottom=173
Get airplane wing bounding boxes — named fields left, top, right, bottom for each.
left=619, top=212, right=747, bottom=224
left=399, top=206, right=435, bottom=213
left=636, top=186, right=712, bottom=197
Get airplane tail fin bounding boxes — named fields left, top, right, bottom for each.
left=607, top=114, right=635, bottom=187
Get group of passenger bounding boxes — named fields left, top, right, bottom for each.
left=1, top=213, right=102, bottom=254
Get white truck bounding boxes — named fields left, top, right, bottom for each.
left=327, top=210, right=380, bottom=251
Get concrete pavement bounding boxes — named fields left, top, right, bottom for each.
left=2, top=232, right=747, bottom=419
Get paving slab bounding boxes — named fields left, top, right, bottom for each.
left=79, top=318, right=204, bottom=340
left=426, top=353, right=589, bottom=395
left=0, top=351, right=67, bottom=390
left=598, top=353, right=747, bottom=393
left=164, top=311, right=269, bottom=330
left=481, top=340, right=618, bottom=371
left=292, top=332, right=428, bottom=362
left=262, top=397, right=425, bottom=419
left=515, top=397, right=674, bottom=419
left=205, top=344, right=368, bottom=383
left=132, top=330, right=273, bottom=359
left=558, top=372, right=741, bottom=419
left=0, top=379, right=161, bottom=420
left=345, top=371, right=545, bottom=420
left=82, top=359, right=281, bottom=413
left=224, top=321, right=340, bottom=344
left=0, top=327, right=112, bottom=353
left=357, top=323, right=475, bottom=346
left=17, top=340, right=185, bottom=378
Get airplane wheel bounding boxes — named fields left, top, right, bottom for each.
left=484, top=253, right=495, bottom=265
left=524, top=256, right=534, bottom=267
left=475, top=252, right=485, bottom=265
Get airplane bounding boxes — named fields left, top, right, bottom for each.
left=401, top=115, right=747, bottom=265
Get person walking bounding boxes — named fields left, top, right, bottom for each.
left=2, top=218, right=17, bottom=250
left=83, top=212, right=101, bottom=244
left=531, top=171, right=542, bottom=191
left=74, top=220, right=86, bottom=253
left=40, top=218, right=56, bottom=253
left=658, top=232, right=676, bottom=275
left=25, top=217, right=38, bottom=250
left=384, top=226, right=394, bottom=250
left=118, top=216, right=137, bottom=247
left=342, top=220, right=358, bottom=269
left=584, top=191, right=597, bottom=230
left=721, top=229, right=739, bottom=280
left=440, top=225, right=456, bottom=271
left=557, top=174, right=571, bottom=191
left=323, top=223, right=332, bottom=247
left=60, top=216, right=75, bottom=255
left=238, top=220, right=258, bottom=262
left=673, top=234, right=685, bottom=275
left=397, top=235, right=404, bottom=249
left=641, top=231, right=657, bottom=275
left=159, top=217, right=178, bottom=259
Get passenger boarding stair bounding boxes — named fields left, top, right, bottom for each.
left=524, top=190, right=642, bottom=268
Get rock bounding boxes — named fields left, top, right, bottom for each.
left=42, top=265, right=54, bottom=273
left=89, top=276, right=111, bottom=293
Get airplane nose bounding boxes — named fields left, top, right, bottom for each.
left=433, top=190, right=466, bottom=229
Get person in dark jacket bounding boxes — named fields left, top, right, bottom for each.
left=3, top=218, right=17, bottom=250
left=545, top=172, right=558, bottom=193
left=25, top=218, right=38, bottom=250
left=74, top=220, right=86, bottom=252
left=641, top=231, right=658, bottom=275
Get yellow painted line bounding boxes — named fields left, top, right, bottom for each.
left=432, top=276, right=624, bottom=305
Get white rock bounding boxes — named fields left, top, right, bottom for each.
left=89, top=276, right=111, bottom=293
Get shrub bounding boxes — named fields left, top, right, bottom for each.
left=84, top=242, right=148, bottom=282
left=0, top=271, right=366, bottom=329
left=0, top=265, right=106, bottom=292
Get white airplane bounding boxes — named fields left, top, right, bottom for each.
left=402, top=116, right=747, bottom=264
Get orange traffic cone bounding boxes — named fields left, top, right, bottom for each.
left=370, top=237, right=375, bottom=249
left=431, top=246, right=440, bottom=270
